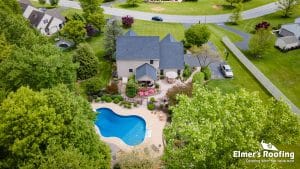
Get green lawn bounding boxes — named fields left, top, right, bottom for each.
left=227, top=5, right=300, bottom=107
left=115, top=0, right=275, bottom=15
left=130, top=19, right=185, bottom=40
left=205, top=24, right=270, bottom=101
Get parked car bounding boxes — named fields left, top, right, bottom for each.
left=152, top=16, right=163, bottom=21
left=220, top=63, right=233, bottom=78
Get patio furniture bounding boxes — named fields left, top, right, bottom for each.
left=151, top=144, right=159, bottom=153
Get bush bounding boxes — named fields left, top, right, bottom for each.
left=192, top=72, right=205, bottom=85
left=166, top=82, right=193, bottom=106
left=202, top=67, right=211, bottom=80
left=183, top=64, right=192, bottom=78
left=122, top=15, right=134, bottom=28
left=105, top=96, right=112, bottom=103
left=113, top=98, right=120, bottom=104
left=106, top=82, right=119, bottom=94
left=126, top=78, right=138, bottom=98
left=155, top=83, right=159, bottom=89
left=95, top=97, right=101, bottom=102
left=147, top=103, right=155, bottom=110
left=101, top=95, right=107, bottom=101
left=134, top=102, right=138, bottom=107
left=150, top=97, right=156, bottom=103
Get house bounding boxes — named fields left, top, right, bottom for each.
left=275, top=23, right=300, bottom=50
left=116, top=30, right=184, bottom=83
left=19, top=0, right=65, bottom=35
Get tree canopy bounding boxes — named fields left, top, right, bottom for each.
left=163, top=86, right=300, bottom=169
left=61, top=20, right=87, bottom=44
left=104, top=19, right=123, bottom=59
left=0, top=85, right=111, bottom=168
left=185, top=24, right=210, bottom=47
left=73, top=43, right=100, bottom=80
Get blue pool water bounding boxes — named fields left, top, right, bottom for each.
left=95, top=108, right=146, bottom=146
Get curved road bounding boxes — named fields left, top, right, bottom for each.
left=58, top=0, right=279, bottom=23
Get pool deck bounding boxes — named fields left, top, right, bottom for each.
left=92, top=102, right=167, bottom=157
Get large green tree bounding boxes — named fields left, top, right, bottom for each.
left=163, top=86, right=300, bottom=169
left=104, top=19, right=123, bottom=59
left=185, top=24, right=210, bottom=47
left=79, top=0, right=105, bottom=31
left=249, top=28, right=275, bottom=58
left=61, top=20, right=86, bottom=44
left=126, top=0, right=142, bottom=7
left=0, top=33, right=13, bottom=62
left=73, top=43, right=99, bottom=80
left=0, top=85, right=110, bottom=168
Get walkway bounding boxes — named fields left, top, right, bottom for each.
left=56, top=0, right=280, bottom=23
left=217, top=23, right=251, bottom=50
left=222, top=37, right=300, bottom=114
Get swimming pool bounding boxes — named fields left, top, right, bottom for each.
left=95, top=108, right=146, bottom=146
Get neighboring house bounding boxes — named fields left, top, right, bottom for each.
left=275, top=23, right=300, bottom=50
left=19, top=0, right=65, bottom=35
left=116, top=30, right=184, bottom=83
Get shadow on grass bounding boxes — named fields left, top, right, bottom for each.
left=119, top=4, right=140, bottom=9
left=221, top=4, right=236, bottom=11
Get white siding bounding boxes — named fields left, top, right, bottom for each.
left=38, top=14, right=52, bottom=35
left=47, top=17, right=64, bottom=35
left=163, top=69, right=182, bottom=76
left=275, top=38, right=299, bottom=50
left=116, top=60, right=159, bottom=78
left=23, top=5, right=35, bottom=18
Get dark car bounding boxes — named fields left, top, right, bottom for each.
left=151, top=16, right=163, bottom=21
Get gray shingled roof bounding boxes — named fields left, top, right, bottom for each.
left=28, top=10, right=44, bottom=27
left=45, top=8, right=66, bottom=22
left=125, top=30, right=137, bottom=36
left=135, top=63, right=157, bottom=81
left=160, top=34, right=177, bottom=44
left=280, top=24, right=300, bottom=39
left=278, top=36, right=299, bottom=44
left=116, top=35, right=160, bottom=60
left=19, top=0, right=32, bottom=5
left=159, top=42, right=184, bottom=69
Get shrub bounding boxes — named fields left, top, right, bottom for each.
left=192, top=72, right=205, bottom=85
left=106, top=82, right=119, bottom=95
left=166, top=82, right=193, bottom=106
left=150, top=97, right=155, bottom=103
left=134, top=102, right=138, bottom=107
left=155, top=83, right=159, bottom=89
left=105, top=97, right=112, bottom=103
left=113, top=98, right=120, bottom=104
left=126, top=78, right=138, bottom=98
left=122, top=15, right=134, bottom=28
left=101, top=95, right=107, bottom=101
left=95, top=97, right=101, bottom=102
left=147, top=103, right=155, bottom=110
left=202, top=67, right=211, bottom=80
left=183, top=64, right=192, bottom=78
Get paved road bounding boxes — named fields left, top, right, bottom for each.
left=217, top=23, right=251, bottom=50
left=222, top=37, right=300, bottom=115
left=57, top=0, right=280, bottom=23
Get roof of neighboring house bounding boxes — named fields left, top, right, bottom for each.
left=280, top=24, right=300, bottom=39
left=135, top=63, right=157, bottom=81
left=160, top=33, right=177, bottom=43
left=19, top=0, right=32, bottom=5
left=159, top=42, right=184, bottom=69
left=28, top=10, right=45, bottom=27
left=125, top=30, right=137, bottom=36
left=277, top=36, right=299, bottom=45
left=116, top=32, right=160, bottom=60
left=45, top=8, right=66, bottom=22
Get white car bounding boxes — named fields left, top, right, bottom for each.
left=220, top=63, right=234, bottom=78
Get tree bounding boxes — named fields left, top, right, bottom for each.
left=104, top=19, right=123, bottom=59
left=255, top=21, right=271, bottom=30
left=79, top=0, right=103, bottom=16
left=0, top=33, right=13, bottom=62
left=166, top=82, right=193, bottom=107
left=229, top=2, right=243, bottom=24
left=49, top=0, right=60, bottom=6
left=61, top=20, right=86, bottom=44
left=278, top=0, right=299, bottom=17
left=122, top=15, right=134, bottom=28
left=0, top=86, right=111, bottom=168
left=0, top=44, right=77, bottom=92
left=126, top=0, right=142, bottom=7
left=163, top=86, right=300, bottom=169
left=225, top=0, right=242, bottom=7
left=185, top=24, right=210, bottom=47
left=38, top=0, right=46, bottom=5
left=193, top=44, right=219, bottom=69
left=86, top=11, right=106, bottom=32
left=73, top=43, right=99, bottom=80
left=249, top=28, right=275, bottom=58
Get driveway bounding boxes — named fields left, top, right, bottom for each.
left=55, top=0, right=280, bottom=24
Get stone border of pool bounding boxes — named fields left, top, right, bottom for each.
left=92, top=102, right=166, bottom=157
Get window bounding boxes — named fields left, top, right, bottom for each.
left=177, top=70, right=181, bottom=75
left=129, top=69, right=133, bottom=72
left=43, top=19, right=48, bottom=24
left=150, top=60, right=154, bottom=64
left=160, top=69, right=164, bottom=75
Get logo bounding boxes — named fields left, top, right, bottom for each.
left=233, top=140, right=295, bottom=163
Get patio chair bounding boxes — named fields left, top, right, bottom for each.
left=151, top=144, right=159, bottom=153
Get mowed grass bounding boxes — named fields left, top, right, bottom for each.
left=228, top=5, right=300, bottom=107
left=115, top=0, right=275, bottom=15
left=130, top=19, right=185, bottom=40
left=205, top=24, right=270, bottom=101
